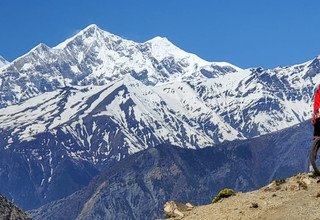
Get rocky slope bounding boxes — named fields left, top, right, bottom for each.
left=30, top=120, right=313, bottom=220
left=169, top=173, right=320, bottom=220
left=0, top=194, right=31, bottom=220
left=0, top=145, right=99, bottom=210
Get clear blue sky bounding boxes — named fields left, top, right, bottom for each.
left=0, top=0, right=319, bottom=68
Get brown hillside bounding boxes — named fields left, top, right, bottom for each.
left=164, top=173, right=320, bottom=220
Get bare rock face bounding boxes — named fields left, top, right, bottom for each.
left=0, top=195, right=31, bottom=220
left=163, top=201, right=194, bottom=218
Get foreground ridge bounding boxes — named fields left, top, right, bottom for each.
left=0, top=194, right=31, bottom=220
left=165, top=173, right=320, bottom=220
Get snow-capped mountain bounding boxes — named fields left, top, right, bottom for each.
left=0, top=24, right=239, bottom=107
left=0, top=75, right=238, bottom=158
left=0, top=24, right=317, bottom=145
left=0, top=56, right=9, bottom=68
left=0, top=24, right=319, bottom=210
left=0, top=23, right=319, bottom=167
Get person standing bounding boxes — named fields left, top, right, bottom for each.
left=312, top=85, right=320, bottom=138
left=310, top=85, right=320, bottom=175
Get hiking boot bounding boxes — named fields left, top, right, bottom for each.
left=308, top=165, right=317, bottom=178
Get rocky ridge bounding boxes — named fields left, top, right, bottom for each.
left=166, top=173, right=320, bottom=220
left=0, top=194, right=31, bottom=220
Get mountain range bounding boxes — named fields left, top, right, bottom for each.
left=0, top=24, right=318, bottom=213
left=29, top=120, right=313, bottom=220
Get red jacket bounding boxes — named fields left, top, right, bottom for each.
left=314, top=85, right=320, bottom=113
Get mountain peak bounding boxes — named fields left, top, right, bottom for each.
left=32, top=43, right=50, bottom=51
left=306, top=55, right=320, bottom=69
left=84, top=23, right=99, bottom=30
left=26, top=43, right=51, bottom=57
left=81, top=24, right=105, bottom=35
left=0, top=55, right=7, bottom=61
left=144, top=36, right=192, bottom=61
left=0, top=55, right=9, bottom=67
left=54, top=24, right=117, bottom=50
left=147, top=36, right=172, bottom=45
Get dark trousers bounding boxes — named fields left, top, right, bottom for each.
left=314, top=118, right=320, bottom=137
